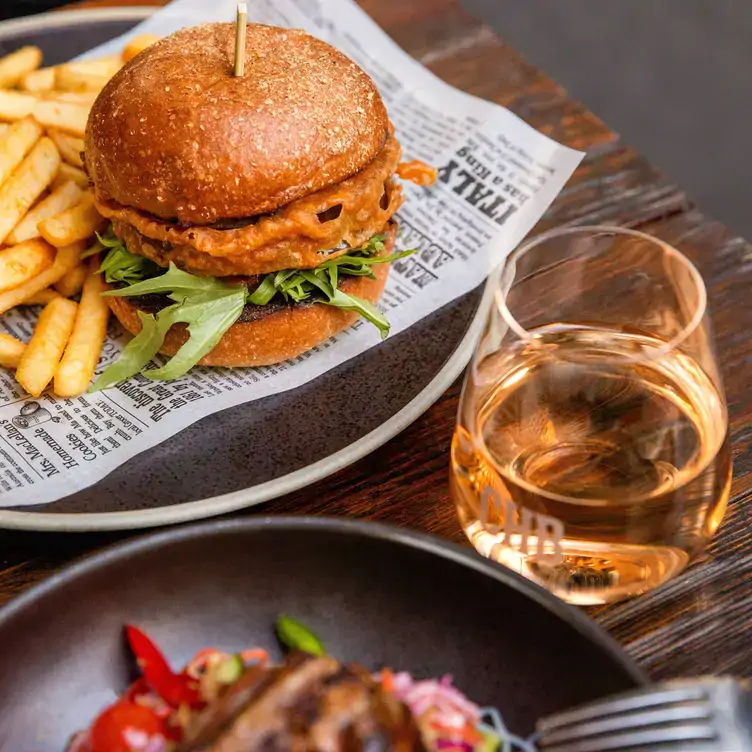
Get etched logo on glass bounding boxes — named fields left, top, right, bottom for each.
left=480, top=486, right=565, bottom=566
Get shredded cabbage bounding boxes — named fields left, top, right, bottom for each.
left=384, top=672, right=538, bottom=752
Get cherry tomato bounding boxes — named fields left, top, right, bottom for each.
left=90, top=701, right=167, bottom=752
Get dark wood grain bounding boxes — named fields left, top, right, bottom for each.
left=3, top=0, right=751, bottom=681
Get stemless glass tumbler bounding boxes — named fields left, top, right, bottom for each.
left=450, top=226, right=730, bottom=605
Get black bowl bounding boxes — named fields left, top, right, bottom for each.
left=0, top=518, right=645, bottom=748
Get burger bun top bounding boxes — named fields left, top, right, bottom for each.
left=85, top=23, right=389, bottom=224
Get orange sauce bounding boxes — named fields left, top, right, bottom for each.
left=397, top=160, right=438, bottom=186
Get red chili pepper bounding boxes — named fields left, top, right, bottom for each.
left=125, top=625, right=203, bottom=709
left=122, top=677, right=151, bottom=703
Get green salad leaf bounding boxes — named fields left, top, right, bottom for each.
left=97, top=230, right=161, bottom=284
left=90, top=226, right=415, bottom=388
left=97, top=226, right=124, bottom=248
left=103, top=261, right=236, bottom=299
left=92, top=311, right=164, bottom=391
left=91, top=286, right=246, bottom=389
left=275, top=614, right=325, bottom=656
left=81, top=240, right=105, bottom=260
left=247, top=247, right=414, bottom=338
left=357, top=232, right=387, bottom=255
left=145, top=287, right=246, bottom=381
left=299, top=268, right=391, bottom=338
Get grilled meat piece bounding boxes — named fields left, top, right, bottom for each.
left=180, top=652, right=426, bottom=752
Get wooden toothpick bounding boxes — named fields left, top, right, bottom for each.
left=234, top=3, right=248, bottom=77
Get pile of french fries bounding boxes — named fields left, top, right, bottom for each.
left=0, top=34, right=158, bottom=398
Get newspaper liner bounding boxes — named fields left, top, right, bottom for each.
left=0, top=0, right=582, bottom=508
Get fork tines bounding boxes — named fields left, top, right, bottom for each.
left=536, top=678, right=752, bottom=752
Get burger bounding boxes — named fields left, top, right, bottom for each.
left=84, top=22, right=433, bottom=387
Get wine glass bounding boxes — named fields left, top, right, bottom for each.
left=450, top=225, right=730, bottom=605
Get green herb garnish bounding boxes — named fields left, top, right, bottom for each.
left=247, top=246, right=414, bottom=335
left=275, top=614, right=325, bottom=656
left=90, top=228, right=414, bottom=389
left=96, top=229, right=161, bottom=284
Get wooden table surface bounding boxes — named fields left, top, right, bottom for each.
left=1, top=0, right=750, bottom=681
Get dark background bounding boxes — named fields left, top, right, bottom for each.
left=4, top=1, right=750, bottom=240
left=463, top=0, right=751, bottom=242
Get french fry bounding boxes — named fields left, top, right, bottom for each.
left=48, top=129, right=84, bottom=168
left=38, top=194, right=104, bottom=247
left=22, top=288, right=60, bottom=306
left=54, top=57, right=120, bottom=92
left=0, top=117, right=43, bottom=190
left=55, top=69, right=108, bottom=94
left=60, top=56, right=120, bottom=77
left=0, top=137, right=60, bottom=245
left=0, top=90, right=36, bottom=121
left=21, top=66, right=56, bottom=93
left=51, top=163, right=89, bottom=190
left=7, top=180, right=83, bottom=244
left=0, top=333, right=26, bottom=369
left=0, top=241, right=82, bottom=314
left=0, top=124, right=8, bottom=136
left=31, top=99, right=89, bottom=137
left=0, top=239, right=55, bottom=293
left=0, top=46, right=43, bottom=89
left=16, top=297, right=77, bottom=397
left=122, top=34, right=160, bottom=63
left=53, top=261, right=87, bottom=297
left=46, top=90, right=99, bottom=105
left=54, top=263, right=110, bottom=397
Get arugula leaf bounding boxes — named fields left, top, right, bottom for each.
left=145, top=287, right=246, bottom=380
left=247, top=274, right=278, bottom=306
left=98, top=236, right=161, bottom=284
left=90, top=311, right=165, bottom=391
left=93, top=227, right=413, bottom=384
left=103, top=262, right=233, bottom=298
left=248, top=248, right=416, bottom=307
left=330, top=290, right=390, bottom=338
left=298, top=268, right=333, bottom=297
left=319, top=248, right=415, bottom=275
left=96, top=227, right=124, bottom=248
left=359, top=233, right=386, bottom=255
left=274, top=269, right=298, bottom=286
left=296, top=269, right=391, bottom=338
left=91, top=288, right=246, bottom=388
left=244, top=247, right=413, bottom=339
left=81, top=239, right=105, bottom=260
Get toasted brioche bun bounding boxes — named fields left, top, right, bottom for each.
left=106, top=225, right=396, bottom=367
left=85, top=23, right=389, bottom=224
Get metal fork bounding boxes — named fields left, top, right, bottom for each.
left=536, top=677, right=752, bottom=751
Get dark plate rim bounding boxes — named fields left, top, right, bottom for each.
left=0, top=8, right=492, bottom=532
left=0, top=515, right=649, bottom=687
left=0, top=7, right=155, bottom=40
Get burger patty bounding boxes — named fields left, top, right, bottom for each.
left=96, top=132, right=403, bottom=277
left=115, top=221, right=397, bottom=325
left=110, top=214, right=388, bottom=279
